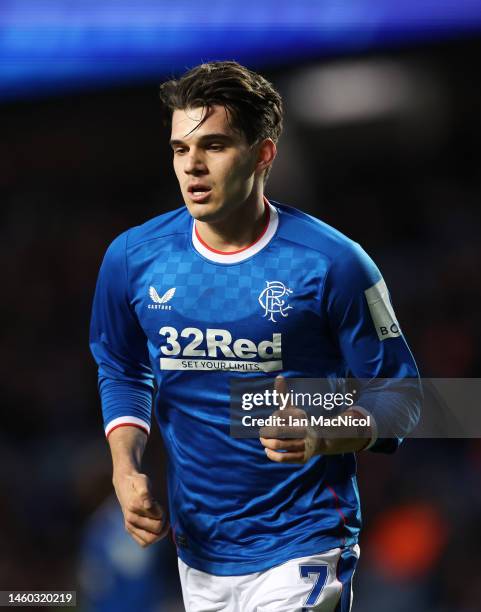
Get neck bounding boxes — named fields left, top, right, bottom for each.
left=195, top=192, right=268, bottom=253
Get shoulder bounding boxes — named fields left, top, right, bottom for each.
left=99, top=206, right=190, bottom=270
left=273, top=200, right=360, bottom=262
left=273, top=200, right=381, bottom=287
left=125, top=205, right=191, bottom=249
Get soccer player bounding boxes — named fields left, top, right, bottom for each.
left=90, top=61, right=421, bottom=611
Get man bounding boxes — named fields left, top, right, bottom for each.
left=90, top=61, right=421, bottom=611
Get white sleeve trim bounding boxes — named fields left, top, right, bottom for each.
left=104, top=416, right=151, bottom=438
left=351, top=406, right=378, bottom=450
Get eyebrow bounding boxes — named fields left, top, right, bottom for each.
left=169, top=133, right=234, bottom=147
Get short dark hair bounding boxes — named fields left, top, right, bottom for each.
left=159, top=61, right=283, bottom=147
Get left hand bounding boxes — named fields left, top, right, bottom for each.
left=260, top=376, right=371, bottom=464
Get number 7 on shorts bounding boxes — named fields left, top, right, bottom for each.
left=299, top=564, right=329, bottom=609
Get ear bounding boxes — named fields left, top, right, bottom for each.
left=255, top=138, right=277, bottom=176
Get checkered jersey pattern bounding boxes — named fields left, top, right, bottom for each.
left=147, top=243, right=319, bottom=323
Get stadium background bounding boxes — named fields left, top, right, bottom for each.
left=1, top=1, right=480, bottom=610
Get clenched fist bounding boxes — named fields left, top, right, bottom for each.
left=113, top=471, right=169, bottom=548
left=260, top=376, right=371, bottom=463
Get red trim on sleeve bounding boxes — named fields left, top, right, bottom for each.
left=106, top=422, right=149, bottom=439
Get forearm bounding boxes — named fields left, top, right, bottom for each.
left=313, top=407, right=372, bottom=455
left=108, top=425, right=148, bottom=482
left=106, top=425, right=168, bottom=547
left=355, top=380, right=422, bottom=452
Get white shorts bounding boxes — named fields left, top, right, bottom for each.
left=178, top=545, right=360, bottom=612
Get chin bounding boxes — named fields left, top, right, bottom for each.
left=186, top=200, right=225, bottom=223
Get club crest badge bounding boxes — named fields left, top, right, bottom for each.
left=258, top=281, right=293, bottom=323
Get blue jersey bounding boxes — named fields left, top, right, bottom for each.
left=90, top=200, right=420, bottom=575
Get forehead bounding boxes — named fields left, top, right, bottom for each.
left=170, top=105, right=239, bottom=141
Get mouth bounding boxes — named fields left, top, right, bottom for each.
left=187, top=184, right=212, bottom=203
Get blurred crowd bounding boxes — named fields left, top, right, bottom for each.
left=0, top=38, right=480, bottom=611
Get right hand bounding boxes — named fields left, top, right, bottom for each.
left=113, top=472, right=169, bottom=547
left=259, top=375, right=316, bottom=464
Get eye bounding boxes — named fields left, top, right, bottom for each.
left=173, top=146, right=187, bottom=155
left=206, top=143, right=224, bottom=152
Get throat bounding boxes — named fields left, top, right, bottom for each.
left=195, top=198, right=270, bottom=254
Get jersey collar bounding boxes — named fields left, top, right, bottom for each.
left=191, top=198, right=279, bottom=264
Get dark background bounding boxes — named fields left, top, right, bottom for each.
left=1, top=27, right=481, bottom=612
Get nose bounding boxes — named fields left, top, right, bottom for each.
left=184, top=148, right=207, bottom=175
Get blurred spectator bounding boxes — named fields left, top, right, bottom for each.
left=78, top=496, right=183, bottom=612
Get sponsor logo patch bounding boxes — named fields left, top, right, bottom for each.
left=148, top=286, right=176, bottom=310
left=158, top=326, right=282, bottom=372
left=364, top=279, right=401, bottom=340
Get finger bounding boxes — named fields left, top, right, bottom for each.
left=127, top=499, right=164, bottom=519
left=260, top=437, right=305, bottom=452
left=124, top=498, right=164, bottom=521
left=264, top=448, right=306, bottom=464
left=143, top=500, right=164, bottom=519
left=125, top=522, right=150, bottom=547
left=129, top=530, right=149, bottom=548
left=274, top=374, right=289, bottom=396
left=259, top=425, right=307, bottom=439
left=270, top=407, right=307, bottom=417
left=125, top=512, right=164, bottom=535
left=126, top=523, right=162, bottom=547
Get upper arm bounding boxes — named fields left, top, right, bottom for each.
left=89, top=231, right=154, bottom=387
left=324, top=242, right=417, bottom=380
left=323, top=242, right=421, bottom=451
